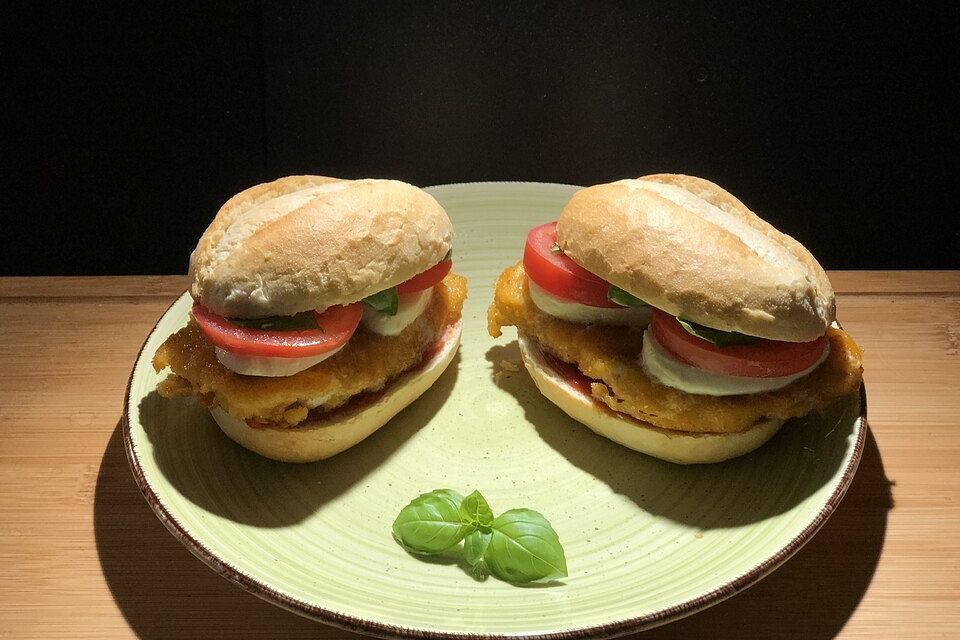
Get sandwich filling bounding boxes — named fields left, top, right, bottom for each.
left=640, top=328, right=829, bottom=396
left=361, top=288, right=434, bottom=336
left=154, top=272, right=467, bottom=429
left=522, top=221, right=651, bottom=326
left=488, top=262, right=863, bottom=434
left=528, top=280, right=651, bottom=326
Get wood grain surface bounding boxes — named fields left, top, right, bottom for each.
left=1, top=272, right=958, bottom=639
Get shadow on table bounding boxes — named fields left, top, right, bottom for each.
left=94, top=421, right=366, bottom=639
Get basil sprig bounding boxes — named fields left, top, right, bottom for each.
left=393, top=489, right=567, bottom=584
left=228, top=311, right=321, bottom=331
left=607, top=285, right=647, bottom=308
left=362, top=288, right=399, bottom=316
left=676, top=317, right=760, bottom=346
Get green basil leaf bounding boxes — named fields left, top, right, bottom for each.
left=228, top=311, right=320, bottom=331
left=418, top=488, right=464, bottom=505
left=676, top=317, right=761, bottom=347
left=392, top=489, right=468, bottom=554
left=463, top=529, right=492, bottom=568
left=443, top=248, right=453, bottom=261
left=550, top=242, right=562, bottom=255
left=607, top=285, right=647, bottom=308
left=363, top=287, right=399, bottom=316
left=485, top=509, right=567, bottom=583
left=459, top=490, right=494, bottom=529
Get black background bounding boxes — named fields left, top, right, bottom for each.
left=4, top=2, right=958, bottom=275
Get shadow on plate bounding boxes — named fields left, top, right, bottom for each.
left=135, top=352, right=459, bottom=528
left=94, top=420, right=365, bottom=639
left=637, top=427, right=891, bottom=639
left=485, top=341, right=890, bottom=638
left=486, top=342, right=863, bottom=529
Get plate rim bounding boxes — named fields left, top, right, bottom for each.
left=122, top=181, right=868, bottom=639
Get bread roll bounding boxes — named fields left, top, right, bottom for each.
left=190, top=176, right=453, bottom=318
left=556, top=174, right=834, bottom=342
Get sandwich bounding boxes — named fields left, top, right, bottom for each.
left=488, top=174, right=863, bottom=464
left=153, top=175, right=467, bottom=462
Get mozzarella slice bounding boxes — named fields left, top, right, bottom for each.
left=361, top=288, right=433, bottom=336
left=528, top=280, right=651, bottom=327
left=215, top=343, right=345, bottom=378
left=640, top=329, right=829, bottom=396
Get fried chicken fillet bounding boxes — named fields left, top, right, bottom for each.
left=154, top=273, right=467, bottom=429
left=488, top=263, right=863, bottom=434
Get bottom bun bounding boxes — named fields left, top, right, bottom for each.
left=211, top=321, right=462, bottom=463
left=517, top=334, right=784, bottom=464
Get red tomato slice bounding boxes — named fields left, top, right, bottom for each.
left=523, top=221, right=619, bottom=308
left=192, top=302, right=363, bottom=358
left=396, top=259, right=452, bottom=294
left=649, top=309, right=827, bottom=378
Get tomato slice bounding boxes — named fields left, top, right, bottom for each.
left=192, top=302, right=363, bottom=358
left=396, top=259, right=453, bottom=294
left=523, top=221, right=618, bottom=308
left=649, top=309, right=827, bottom=378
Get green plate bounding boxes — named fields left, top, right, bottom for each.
left=124, top=182, right=866, bottom=638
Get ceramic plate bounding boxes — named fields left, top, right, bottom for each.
left=124, top=182, right=866, bottom=638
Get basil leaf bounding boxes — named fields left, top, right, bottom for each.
left=676, top=317, right=760, bottom=347
left=363, top=287, right=399, bottom=316
left=228, top=311, right=319, bottom=331
left=485, top=509, right=567, bottom=584
left=463, top=529, right=492, bottom=568
left=392, top=489, right=468, bottom=554
left=607, top=285, right=647, bottom=308
left=459, top=490, right=494, bottom=529
left=443, top=248, right=453, bottom=261
left=421, top=488, right=464, bottom=505
left=550, top=242, right=562, bottom=255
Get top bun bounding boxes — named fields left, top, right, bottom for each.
left=190, top=176, right=453, bottom=318
left=556, top=174, right=834, bottom=342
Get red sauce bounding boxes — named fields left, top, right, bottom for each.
left=541, top=350, right=594, bottom=397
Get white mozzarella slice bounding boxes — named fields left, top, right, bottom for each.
left=361, top=288, right=433, bottom=336
left=640, top=329, right=829, bottom=396
left=215, top=343, right=345, bottom=378
left=528, top=279, right=651, bottom=327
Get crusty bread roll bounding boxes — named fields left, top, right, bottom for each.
left=517, top=335, right=784, bottom=464
left=211, top=321, right=462, bottom=462
left=556, top=174, right=834, bottom=342
left=190, top=176, right=453, bottom=318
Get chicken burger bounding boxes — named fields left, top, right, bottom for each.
left=488, top=174, right=863, bottom=464
left=154, top=175, right=467, bottom=462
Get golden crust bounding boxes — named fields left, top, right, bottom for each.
left=488, top=262, right=862, bottom=434
left=154, top=272, right=467, bottom=428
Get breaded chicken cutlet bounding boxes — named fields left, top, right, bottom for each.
left=156, top=272, right=466, bottom=429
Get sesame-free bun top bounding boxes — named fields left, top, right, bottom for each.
left=556, top=174, right=835, bottom=342
left=190, top=175, right=453, bottom=318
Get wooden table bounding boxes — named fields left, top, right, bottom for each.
left=2, top=273, right=958, bottom=639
